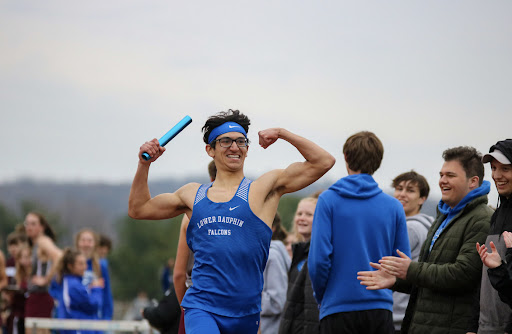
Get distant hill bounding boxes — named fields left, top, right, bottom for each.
left=0, top=175, right=336, bottom=246
left=0, top=176, right=439, bottom=248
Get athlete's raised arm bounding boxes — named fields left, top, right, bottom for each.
left=258, top=128, right=335, bottom=196
left=128, top=139, right=197, bottom=220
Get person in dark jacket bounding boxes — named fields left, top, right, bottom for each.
left=477, top=233, right=512, bottom=309
left=473, top=139, right=512, bottom=333
left=358, top=146, right=492, bottom=334
left=489, top=233, right=512, bottom=306
left=279, top=197, right=319, bottom=334
left=142, top=285, right=181, bottom=334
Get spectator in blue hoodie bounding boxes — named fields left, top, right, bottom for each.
left=56, top=248, right=104, bottom=334
left=308, top=131, right=410, bottom=334
left=75, top=229, right=114, bottom=321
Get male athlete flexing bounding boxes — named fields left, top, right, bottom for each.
left=128, top=109, right=335, bottom=334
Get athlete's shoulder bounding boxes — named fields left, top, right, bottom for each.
left=177, top=182, right=202, bottom=197
left=181, top=181, right=202, bottom=189
left=173, top=182, right=203, bottom=209
left=252, top=169, right=284, bottom=190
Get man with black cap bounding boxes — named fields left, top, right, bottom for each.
left=470, top=139, right=512, bottom=334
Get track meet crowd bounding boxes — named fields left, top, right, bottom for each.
left=1, top=109, right=512, bottom=334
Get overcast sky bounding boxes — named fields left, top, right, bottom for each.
left=1, top=1, right=510, bottom=205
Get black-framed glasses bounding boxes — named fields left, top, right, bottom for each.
left=211, top=137, right=249, bottom=148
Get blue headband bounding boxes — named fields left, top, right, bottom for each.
left=208, top=122, right=247, bottom=144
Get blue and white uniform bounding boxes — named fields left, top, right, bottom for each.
left=182, top=177, right=272, bottom=329
left=57, top=274, right=102, bottom=334
left=82, top=258, right=114, bottom=320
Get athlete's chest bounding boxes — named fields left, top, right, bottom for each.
left=205, top=186, right=241, bottom=203
left=192, top=200, right=249, bottom=231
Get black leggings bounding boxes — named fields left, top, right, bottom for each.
left=320, top=309, right=394, bottom=334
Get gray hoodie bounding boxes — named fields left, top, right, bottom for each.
left=393, top=213, right=434, bottom=331
left=261, top=240, right=292, bottom=334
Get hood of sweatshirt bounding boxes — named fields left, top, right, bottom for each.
left=490, top=194, right=512, bottom=234
left=438, top=180, right=491, bottom=217
left=407, top=213, right=434, bottom=230
left=328, top=174, right=382, bottom=199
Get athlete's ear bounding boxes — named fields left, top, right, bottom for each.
left=206, top=144, right=215, bottom=158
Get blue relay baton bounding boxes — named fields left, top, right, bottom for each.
left=142, top=115, right=193, bottom=161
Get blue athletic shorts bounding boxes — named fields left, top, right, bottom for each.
left=184, top=308, right=260, bottom=334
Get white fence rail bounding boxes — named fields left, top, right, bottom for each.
left=25, top=318, right=152, bottom=334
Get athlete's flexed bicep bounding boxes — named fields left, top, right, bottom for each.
left=258, top=128, right=335, bottom=195
left=249, top=128, right=334, bottom=226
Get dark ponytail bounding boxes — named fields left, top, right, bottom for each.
left=56, top=248, right=81, bottom=283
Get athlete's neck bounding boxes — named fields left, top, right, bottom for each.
left=213, top=171, right=245, bottom=189
left=213, top=172, right=244, bottom=189
left=207, top=173, right=245, bottom=203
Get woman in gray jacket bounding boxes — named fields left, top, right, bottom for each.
left=261, top=213, right=291, bottom=334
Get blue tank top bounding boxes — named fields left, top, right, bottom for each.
left=181, top=177, right=272, bottom=317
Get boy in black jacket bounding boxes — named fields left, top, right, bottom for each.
left=142, top=285, right=181, bottom=334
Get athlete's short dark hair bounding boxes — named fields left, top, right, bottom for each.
left=202, top=109, right=251, bottom=145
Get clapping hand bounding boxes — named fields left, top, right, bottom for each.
left=378, top=249, right=411, bottom=280
left=357, top=262, right=396, bottom=290
left=476, top=241, right=502, bottom=269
